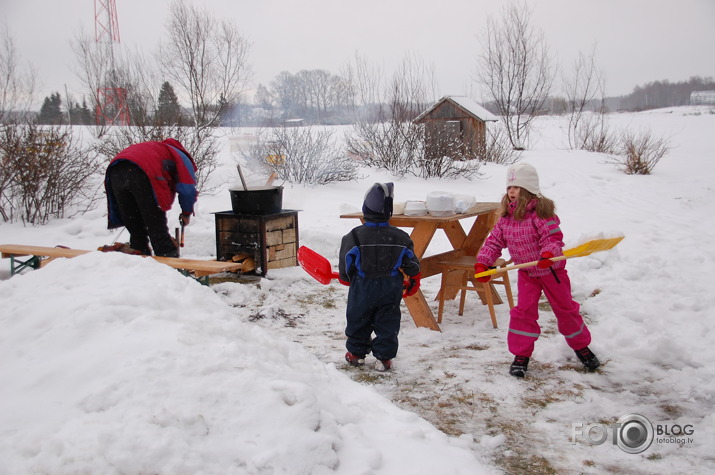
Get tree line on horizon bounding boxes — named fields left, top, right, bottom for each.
left=33, top=73, right=715, bottom=128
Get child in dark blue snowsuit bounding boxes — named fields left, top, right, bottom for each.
left=339, top=183, right=421, bottom=371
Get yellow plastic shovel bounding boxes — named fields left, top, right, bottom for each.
left=474, top=236, right=625, bottom=279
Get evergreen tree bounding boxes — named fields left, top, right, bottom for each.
left=68, top=98, right=94, bottom=125
left=156, top=81, right=182, bottom=125
left=38, top=92, right=64, bottom=125
left=217, top=93, right=231, bottom=126
left=79, top=99, right=94, bottom=125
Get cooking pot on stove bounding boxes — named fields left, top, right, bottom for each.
left=229, top=186, right=283, bottom=215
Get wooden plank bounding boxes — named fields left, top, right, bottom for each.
left=407, top=222, right=438, bottom=258
left=441, top=220, right=468, bottom=249
left=434, top=267, right=465, bottom=301
left=463, top=209, right=499, bottom=254
left=419, top=249, right=468, bottom=278
left=0, top=244, right=245, bottom=276
left=152, top=256, right=244, bottom=273
left=0, top=244, right=91, bottom=259
left=403, top=291, right=441, bottom=332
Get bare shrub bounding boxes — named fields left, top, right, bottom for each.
left=346, top=120, right=421, bottom=177
left=614, top=129, right=671, bottom=175
left=239, top=126, right=359, bottom=186
left=412, top=130, right=482, bottom=179
left=576, top=112, right=619, bottom=154
left=0, top=124, right=102, bottom=224
left=476, top=124, right=521, bottom=165
left=416, top=152, right=482, bottom=180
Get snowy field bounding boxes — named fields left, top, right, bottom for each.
left=1, top=107, right=714, bottom=474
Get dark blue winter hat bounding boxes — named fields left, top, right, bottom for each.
left=362, top=182, right=394, bottom=222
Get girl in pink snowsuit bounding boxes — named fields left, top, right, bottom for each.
left=475, top=163, right=600, bottom=378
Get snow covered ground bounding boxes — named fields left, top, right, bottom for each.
left=1, top=107, right=714, bottom=474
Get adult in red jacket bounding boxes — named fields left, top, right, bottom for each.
left=105, top=138, right=198, bottom=257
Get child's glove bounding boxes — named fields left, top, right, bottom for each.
left=537, top=252, right=555, bottom=269
left=403, top=272, right=421, bottom=297
left=474, top=263, right=492, bottom=283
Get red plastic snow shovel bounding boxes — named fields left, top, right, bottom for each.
left=297, top=246, right=340, bottom=285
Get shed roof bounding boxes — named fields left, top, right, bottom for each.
left=414, top=95, right=499, bottom=123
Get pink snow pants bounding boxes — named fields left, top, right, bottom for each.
left=507, top=268, right=591, bottom=357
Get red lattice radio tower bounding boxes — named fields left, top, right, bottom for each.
left=94, top=0, right=129, bottom=125
left=94, top=0, right=120, bottom=43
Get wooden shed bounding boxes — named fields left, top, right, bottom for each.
left=414, top=96, right=499, bottom=160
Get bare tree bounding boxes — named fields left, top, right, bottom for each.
left=270, top=71, right=301, bottom=121
left=150, top=0, right=252, bottom=192
left=0, top=28, right=36, bottom=123
left=477, top=1, right=554, bottom=149
left=340, top=52, right=383, bottom=113
left=158, top=0, right=252, bottom=129
left=562, top=44, right=616, bottom=153
left=263, top=69, right=353, bottom=124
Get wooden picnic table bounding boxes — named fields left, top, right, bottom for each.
left=340, top=202, right=501, bottom=331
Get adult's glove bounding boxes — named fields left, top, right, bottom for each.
left=403, top=272, right=421, bottom=297
left=537, top=251, right=555, bottom=269
left=179, top=212, right=192, bottom=226
left=474, top=263, right=493, bottom=283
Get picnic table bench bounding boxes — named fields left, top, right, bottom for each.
left=0, top=244, right=253, bottom=285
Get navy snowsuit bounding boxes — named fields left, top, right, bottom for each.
left=338, top=222, right=420, bottom=361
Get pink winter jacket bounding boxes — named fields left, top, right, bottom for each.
left=477, top=199, right=565, bottom=278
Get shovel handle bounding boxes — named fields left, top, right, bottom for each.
left=474, top=255, right=569, bottom=278
left=475, top=236, right=625, bottom=278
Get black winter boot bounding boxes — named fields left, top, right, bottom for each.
left=575, top=347, right=600, bottom=371
left=509, top=356, right=530, bottom=378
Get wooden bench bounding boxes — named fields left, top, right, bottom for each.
left=0, top=244, right=254, bottom=285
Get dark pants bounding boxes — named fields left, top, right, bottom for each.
left=345, top=275, right=403, bottom=361
left=107, top=161, right=178, bottom=257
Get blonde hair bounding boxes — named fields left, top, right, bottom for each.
left=500, top=187, right=556, bottom=220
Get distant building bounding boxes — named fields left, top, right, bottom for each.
left=414, top=96, right=499, bottom=161
left=690, top=91, right=715, bottom=105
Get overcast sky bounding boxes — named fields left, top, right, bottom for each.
left=3, top=0, right=715, bottom=105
